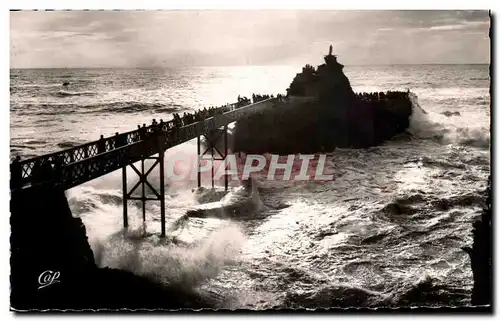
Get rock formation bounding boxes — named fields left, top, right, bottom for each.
left=462, top=175, right=492, bottom=307
left=232, top=47, right=413, bottom=154
left=10, top=184, right=217, bottom=310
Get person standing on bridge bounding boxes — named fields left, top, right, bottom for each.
left=117, top=132, right=128, bottom=148
left=174, top=114, right=181, bottom=127
left=155, top=119, right=163, bottom=133
left=10, top=155, right=22, bottom=188
left=97, top=135, right=106, bottom=154
left=136, top=125, right=143, bottom=142
left=138, top=125, right=145, bottom=141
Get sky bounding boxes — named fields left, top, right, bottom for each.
left=10, top=10, right=490, bottom=68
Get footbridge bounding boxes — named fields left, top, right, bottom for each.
left=10, top=96, right=315, bottom=236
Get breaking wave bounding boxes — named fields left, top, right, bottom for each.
left=169, top=178, right=264, bottom=233
left=408, top=93, right=490, bottom=149
left=84, top=102, right=182, bottom=114
left=66, top=150, right=255, bottom=297
left=93, top=223, right=246, bottom=289
left=54, top=90, right=97, bottom=97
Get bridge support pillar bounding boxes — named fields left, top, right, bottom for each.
left=122, top=167, right=128, bottom=228
left=197, top=125, right=229, bottom=191
left=122, top=137, right=167, bottom=237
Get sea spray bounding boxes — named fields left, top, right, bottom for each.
left=96, top=222, right=246, bottom=288
left=408, top=93, right=490, bottom=148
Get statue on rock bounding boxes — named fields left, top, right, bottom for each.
left=232, top=47, right=414, bottom=153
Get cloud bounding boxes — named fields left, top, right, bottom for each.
left=428, top=20, right=489, bottom=31
left=10, top=10, right=490, bottom=68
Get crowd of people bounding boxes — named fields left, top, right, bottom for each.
left=171, top=106, right=226, bottom=127
left=276, top=93, right=287, bottom=102
left=251, top=93, right=273, bottom=103
left=166, top=92, right=284, bottom=128
left=357, top=90, right=410, bottom=102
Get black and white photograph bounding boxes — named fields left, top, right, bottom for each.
left=8, top=8, right=492, bottom=312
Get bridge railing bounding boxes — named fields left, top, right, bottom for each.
left=10, top=125, right=159, bottom=186
left=14, top=133, right=167, bottom=190
left=10, top=97, right=292, bottom=190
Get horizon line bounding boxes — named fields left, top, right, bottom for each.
left=10, top=62, right=490, bottom=69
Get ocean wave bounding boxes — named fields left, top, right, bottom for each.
left=434, top=96, right=489, bottom=106
left=54, top=90, right=97, bottom=98
left=14, top=104, right=79, bottom=116
left=393, top=193, right=427, bottom=205
left=22, top=139, right=47, bottom=145
left=84, top=101, right=182, bottom=114
left=11, top=83, right=63, bottom=89
left=57, top=141, right=79, bottom=149
left=94, top=223, right=245, bottom=289
left=170, top=179, right=264, bottom=233
left=281, top=284, right=385, bottom=308
left=407, top=95, right=490, bottom=149
left=417, top=156, right=467, bottom=169
left=430, top=193, right=485, bottom=211
left=391, top=275, right=469, bottom=307
left=453, top=128, right=490, bottom=149
left=14, top=101, right=183, bottom=116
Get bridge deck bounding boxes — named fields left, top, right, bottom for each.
left=10, top=96, right=315, bottom=192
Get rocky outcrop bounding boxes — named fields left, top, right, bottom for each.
left=232, top=48, right=413, bottom=154
left=463, top=175, right=492, bottom=307
left=10, top=183, right=95, bottom=310
left=10, top=183, right=216, bottom=311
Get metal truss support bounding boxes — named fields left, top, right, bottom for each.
left=196, top=125, right=228, bottom=191
left=122, top=137, right=166, bottom=237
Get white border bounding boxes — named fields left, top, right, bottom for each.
left=2, top=1, right=498, bottom=320
left=3, top=0, right=498, bottom=10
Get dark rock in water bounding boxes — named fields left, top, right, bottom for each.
left=62, top=82, right=70, bottom=86
left=463, top=175, right=492, bottom=307
left=10, top=183, right=216, bottom=310
left=233, top=47, right=413, bottom=154
left=441, top=110, right=461, bottom=117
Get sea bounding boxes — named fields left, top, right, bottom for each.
left=10, top=64, right=491, bottom=308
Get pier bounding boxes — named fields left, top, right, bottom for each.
left=10, top=96, right=314, bottom=237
